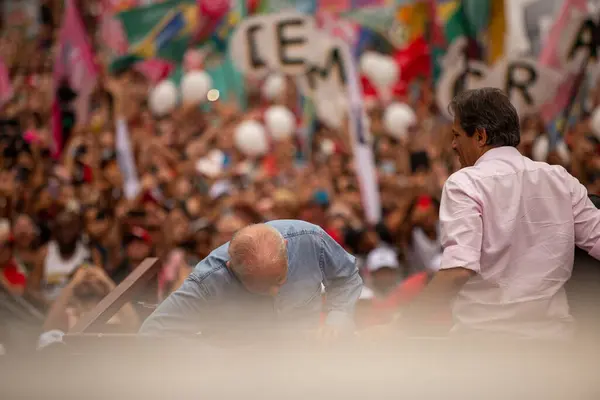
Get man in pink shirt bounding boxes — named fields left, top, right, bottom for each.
left=405, top=88, right=600, bottom=339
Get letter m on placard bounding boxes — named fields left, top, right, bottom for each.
left=305, top=47, right=347, bottom=92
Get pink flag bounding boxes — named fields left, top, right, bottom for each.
left=52, top=0, right=99, bottom=157
left=539, top=0, right=588, bottom=69
left=0, top=59, right=13, bottom=106
left=134, top=59, right=175, bottom=84
left=538, top=0, right=588, bottom=124
left=100, top=14, right=129, bottom=56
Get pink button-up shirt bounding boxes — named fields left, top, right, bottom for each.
left=440, top=146, right=600, bottom=338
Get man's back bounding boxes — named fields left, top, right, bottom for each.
left=445, top=147, right=600, bottom=338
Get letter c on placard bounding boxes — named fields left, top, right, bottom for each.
left=246, top=24, right=266, bottom=69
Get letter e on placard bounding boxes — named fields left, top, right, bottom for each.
left=229, top=12, right=317, bottom=77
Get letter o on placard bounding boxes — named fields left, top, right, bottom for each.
left=229, top=12, right=317, bottom=77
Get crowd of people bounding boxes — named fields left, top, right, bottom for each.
left=1, top=0, right=600, bottom=349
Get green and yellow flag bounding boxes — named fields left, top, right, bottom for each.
left=110, top=0, right=197, bottom=73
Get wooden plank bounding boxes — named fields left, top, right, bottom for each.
left=70, top=257, right=162, bottom=334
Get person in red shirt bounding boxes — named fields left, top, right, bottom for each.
left=0, top=220, right=27, bottom=296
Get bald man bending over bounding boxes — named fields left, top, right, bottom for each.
left=139, top=220, right=362, bottom=337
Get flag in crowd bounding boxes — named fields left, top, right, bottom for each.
left=484, top=0, right=505, bottom=64
left=94, top=0, right=600, bottom=167
left=110, top=0, right=197, bottom=72
left=52, top=0, right=99, bottom=157
left=538, top=0, right=590, bottom=146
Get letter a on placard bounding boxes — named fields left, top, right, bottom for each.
left=568, top=18, right=600, bottom=62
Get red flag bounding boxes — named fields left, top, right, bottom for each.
left=393, top=36, right=431, bottom=84
left=360, top=75, right=377, bottom=98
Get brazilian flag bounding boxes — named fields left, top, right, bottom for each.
left=110, top=0, right=198, bottom=73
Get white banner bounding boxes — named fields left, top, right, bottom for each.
left=436, top=37, right=562, bottom=118
left=229, top=11, right=318, bottom=78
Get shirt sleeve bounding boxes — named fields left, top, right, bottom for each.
left=439, top=176, right=483, bottom=273
left=569, top=175, right=600, bottom=259
left=318, top=230, right=363, bottom=329
left=138, top=274, right=210, bottom=336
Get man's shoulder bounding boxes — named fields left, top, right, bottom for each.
left=266, top=219, right=324, bottom=239
left=445, top=168, right=479, bottom=190
left=446, top=156, right=568, bottom=187
left=190, top=243, right=232, bottom=284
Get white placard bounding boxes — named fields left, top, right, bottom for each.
left=436, top=37, right=562, bottom=118
left=229, top=11, right=318, bottom=77
left=297, top=33, right=348, bottom=96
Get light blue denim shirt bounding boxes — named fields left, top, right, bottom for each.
left=139, top=220, right=362, bottom=336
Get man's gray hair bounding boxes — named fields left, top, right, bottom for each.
left=228, top=224, right=287, bottom=278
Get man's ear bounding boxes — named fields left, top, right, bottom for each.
left=226, top=261, right=231, bottom=269
left=477, top=128, right=488, bottom=147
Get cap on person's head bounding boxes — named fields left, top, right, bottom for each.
left=366, top=246, right=400, bottom=272
left=124, top=226, right=152, bottom=245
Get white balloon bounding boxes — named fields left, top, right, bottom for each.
left=195, top=158, right=221, bottom=178
left=314, top=92, right=347, bottom=129
left=591, top=107, right=600, bottom=140
left=556, top=140, right=571, bottom=165
left=181, top=71, right=212, bottom=104
left=359, top=52, right=380, bottom=76
left=149, top=80, right=178, bottom=116
left=360, top=52, right=398, bottom=89
left=262, top=74, right=286, bottom=100
left=264, top=105, right=296, bottom=140
left=320, top=138, right=335, bottom=155
left=532, top=135, right=571, bottom=164
left=372, top=56, right=399, bottom=87
left=383, top=103, right=416, bottom=139
left=234, top=120, right=269, bottom=157
left=532, top=135, right=549, bottom=162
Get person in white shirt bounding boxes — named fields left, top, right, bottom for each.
left=402, top=88, right=600, bottom=339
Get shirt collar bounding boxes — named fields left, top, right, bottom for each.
left=475, top=146, right=521, bottom=166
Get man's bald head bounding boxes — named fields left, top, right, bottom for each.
left=228, top=224, right=288, bottom=295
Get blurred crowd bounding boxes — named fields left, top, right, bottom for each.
left=1, top=0, right=600, bottom=346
